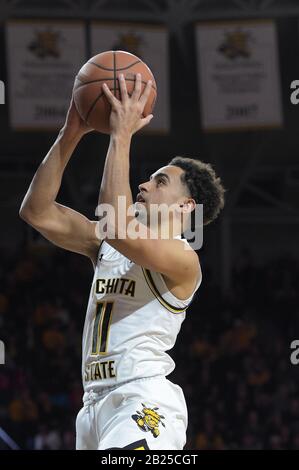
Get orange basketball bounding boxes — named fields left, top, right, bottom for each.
left=73, top=50, right=157, bottom=134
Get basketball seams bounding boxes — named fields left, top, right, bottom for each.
left=75, top=77, right=116, bottom=86
left=85, top=89, right=104, bottom=124
left=75, top=76, right=157, bottom=92
left=88, top=59, right=141, bottom=72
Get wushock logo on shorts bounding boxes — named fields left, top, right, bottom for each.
left=132, top=403, right=165, bottom=438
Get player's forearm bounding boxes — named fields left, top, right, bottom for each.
left=98, top=133, right=134, bottom=238
left=19, top=129, right=81, bottom=220
left=99, top=133, right=133, bottom=207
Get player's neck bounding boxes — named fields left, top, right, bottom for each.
left=149, top=223, right=182, bottom=240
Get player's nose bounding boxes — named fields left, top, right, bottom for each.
left=138, top=182, right=149, bottom=193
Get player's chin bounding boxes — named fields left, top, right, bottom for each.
left=134, top=203, right=148, bottom=222
left=134, top=201, right=147, bottom=211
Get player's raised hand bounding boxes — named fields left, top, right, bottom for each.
left=102, top=73, right=154, bottom=137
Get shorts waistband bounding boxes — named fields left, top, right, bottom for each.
left=83, top=375, right=165, bottom=406
left=83, top=385, right=118, bottom=405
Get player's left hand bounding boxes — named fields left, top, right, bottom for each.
left=102, top=73, right=154, bottom=137
left=62, top=96, right=93, bottom=139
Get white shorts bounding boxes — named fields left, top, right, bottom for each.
left=75, top=375, right=188, bottom=450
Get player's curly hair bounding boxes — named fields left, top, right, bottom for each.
left=168, top=156, right=225, bottom=226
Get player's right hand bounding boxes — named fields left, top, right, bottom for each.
left=102, top=73, right=153, bottom=138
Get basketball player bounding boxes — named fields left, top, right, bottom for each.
left=19, top=73, right=225, bottom=450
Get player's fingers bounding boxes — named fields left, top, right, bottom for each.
left=102, top=83, right=119, bottom=107
left=118, top=73, right=128, bottom=102
left=139, top=79, right=153, bottom=108
left=136, top=114, right=154, bottom=132
left=131, top=73, right=142, bottom=101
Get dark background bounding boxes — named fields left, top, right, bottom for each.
left=0, top=0, right=299, bottom=450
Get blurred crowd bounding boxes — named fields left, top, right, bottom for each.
left=0, top=242, right=299, bottom=449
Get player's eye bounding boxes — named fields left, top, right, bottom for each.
left=157, top=178, right=166, bottom=186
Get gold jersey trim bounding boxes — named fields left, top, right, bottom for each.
left=142, top=267, right=187, bottom=314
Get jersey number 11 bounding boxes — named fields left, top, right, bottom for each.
left=91, top=301, right=114, bottom=355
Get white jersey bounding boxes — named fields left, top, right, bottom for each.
left=81, top=236, right=201, bottom=392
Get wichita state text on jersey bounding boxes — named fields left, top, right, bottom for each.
left=94, top=277, right=136, bottom=297
left=82, top=237, right=201, bottom=392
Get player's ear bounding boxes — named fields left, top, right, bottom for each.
left=179, top=198, right=196, bottom=213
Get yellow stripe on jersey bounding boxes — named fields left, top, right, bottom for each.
left=142, top=267, right=187, bottom=314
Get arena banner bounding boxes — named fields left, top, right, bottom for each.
left=91, top=22, right=169, bottom=134
left=5, top=20, right=86, bottom=130
left=196, top=20, right=283, bottom=131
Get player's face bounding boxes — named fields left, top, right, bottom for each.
left=135, top=165, right=190, bottom=225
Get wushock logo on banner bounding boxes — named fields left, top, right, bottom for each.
left=0, top=80, right=4, bottom=104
